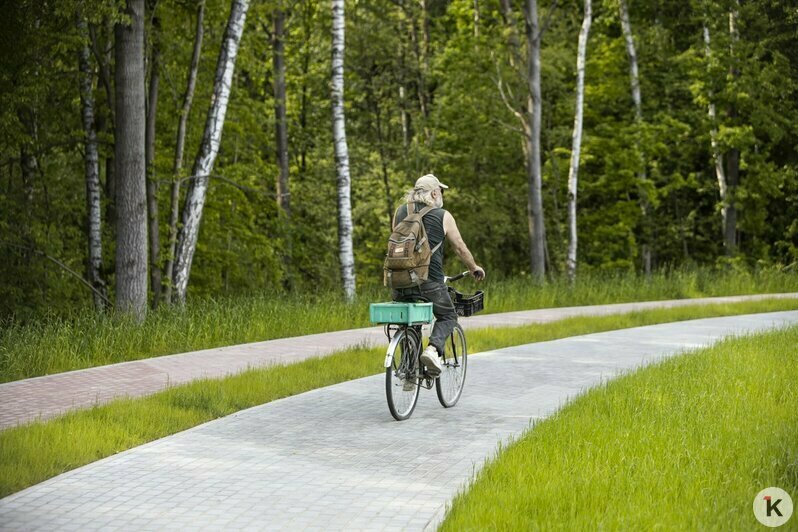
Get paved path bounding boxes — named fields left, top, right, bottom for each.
left=1, top=293, right=796, bottom=430
left=1, top=311, right=796, bottom=531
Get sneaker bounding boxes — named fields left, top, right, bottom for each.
left=420, top=346, right=443, bottom=376
left=403, top=379, right=417, bottom=392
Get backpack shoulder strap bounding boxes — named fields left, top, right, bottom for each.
left=417, top=205, right=435, bottom=218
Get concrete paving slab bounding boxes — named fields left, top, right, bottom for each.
left=1, top=311, right=796, bottom=530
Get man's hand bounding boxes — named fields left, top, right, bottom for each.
left=471, top=266, right=485, bottom=281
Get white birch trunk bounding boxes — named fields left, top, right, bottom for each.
left=525, top=0, right=545, bottom=280
left=566, top=0, right=591, bottom=282
left=163, top=0, right=205, bottom=305
left=172, top=0, right=250, bottom=303
left=703, top=25, right=728, bottom=234
left=78, top=16, right=106, bottom=311
left=332, top=0, right=356, bottom=301
left=619, top=0, right=641, bottom=122
left=619, top=0, right=651, bottom=274
left=114, top=0, right=148, bottom=320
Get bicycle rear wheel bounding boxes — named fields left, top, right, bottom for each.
left=436, top=324, right=467, bottom=408
left=385, top=328, right=421, bottom=421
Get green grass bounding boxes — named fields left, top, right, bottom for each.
left=1, top=298, right=796, bottom=499
left=1, top=267, right=797, bottom=382
left=441, top=326, right=798, bottom=531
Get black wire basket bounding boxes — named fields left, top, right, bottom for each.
left=449, top=289, right=484, bottom=317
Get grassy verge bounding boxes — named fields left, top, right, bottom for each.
left=441, top=326, right=798, bottom=530
left=1, top=268, right=797, bottom=382
left=1, top=298, right=796, bottom=498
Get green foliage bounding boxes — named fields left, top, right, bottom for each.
left=441, top=324, right=798, bottom=530
left=0, top=0, right=796, bottom=319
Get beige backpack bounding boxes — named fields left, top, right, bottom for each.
left=383, top=203, right=443, bottom=288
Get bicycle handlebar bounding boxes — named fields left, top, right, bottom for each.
left=445, top=271, right=471, bottom=283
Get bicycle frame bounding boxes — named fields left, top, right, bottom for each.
left=383, top=271, right=471, bottom=370
left=383, top=324, right=438, bottom=389
left=383, top=325, right=406, bottom=368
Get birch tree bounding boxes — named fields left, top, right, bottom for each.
left=114, top=0, right=148, bottom=319
left=702, top=25, right=730, bottom=254
left=331, top=0, right=356, bottom=300
left=163, top=0, right=205, bottom=305
left=619, top=0, right=651, bottom=274
left=566, top=0, right=591, bottom=282
left=172, top=0, right=250, bottom=303
left=78, top=16, right=106, bottom=311
left=88, top=19, right=117, bottom=231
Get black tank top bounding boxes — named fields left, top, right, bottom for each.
left=394, top=202, right=446, bottom=283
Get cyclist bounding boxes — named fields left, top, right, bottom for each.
left=391, top=174, right=485, bottom=376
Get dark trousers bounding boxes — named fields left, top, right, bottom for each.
left=392, top=280, right=458, bottom=356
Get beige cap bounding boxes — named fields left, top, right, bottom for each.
left=414, top=174, right=449, bottom=191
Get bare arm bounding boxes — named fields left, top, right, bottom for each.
left=443, top=211, right=485, bottom=280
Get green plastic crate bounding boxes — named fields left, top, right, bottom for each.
left=370, top=302, right=433, bottom=324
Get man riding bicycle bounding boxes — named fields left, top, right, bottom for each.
left=390, top=174, right=485, bottom=376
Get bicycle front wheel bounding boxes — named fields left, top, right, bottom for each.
left=385, top=328, right=421, bottom=421
left=436, top=324, right=467, bottom=408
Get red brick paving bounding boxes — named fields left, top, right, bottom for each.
left=1, top=293, right=795, bottom=430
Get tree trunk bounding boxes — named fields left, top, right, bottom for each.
left=525, top=0, right=545, bottom=280
left=175, top=1, right=205, bottom=178
left=163, top=0, right=205, bottom=304
left=724, top=8, right=739, bottom=254
left=619, top=0, right=642, bottom=122
left=18, top=110, right=38, bottom=250
left=332, top=0, right=356, bottom=301
left=703, top=25, right=729, bottom=252
left=299, top=1, right=313, bottom=175
left=273, top=5, right=290, bottom=216
left=399, top=84, right=410, bottom=148
left=403, top=0, right=430, bottom=134
left=114, top=0, right=149, bottom=320
left=146, top=10, right=162, bottom=307
left=272, top=3, right=293, bottom=290
left=566, top=0, right=591, bottom=283
left=619, top=0, right=651, bottom=275
left=172, top=0, right=250, bottom=303
left=90, top=20, right=117, bottom=233
left=78, top=16, right=107, bottom=312
left=499, top=0, right=523, bottom=69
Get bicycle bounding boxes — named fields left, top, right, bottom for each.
left=369, top=271, right=484, bottom=421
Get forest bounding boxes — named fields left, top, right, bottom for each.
left=1, top=0, right=796, bottom=321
